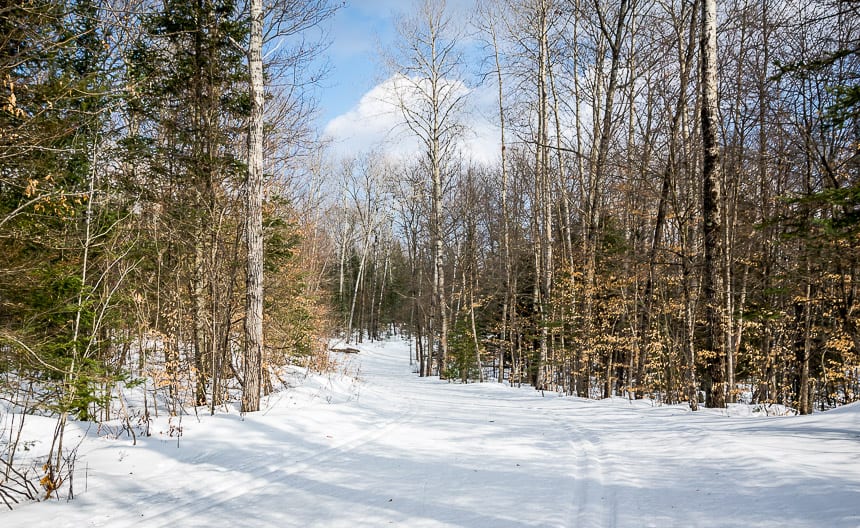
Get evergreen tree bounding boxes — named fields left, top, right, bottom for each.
left=125, top=0, right=249, bottom=408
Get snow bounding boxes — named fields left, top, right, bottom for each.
left=3, top=339, right=859, bottom=527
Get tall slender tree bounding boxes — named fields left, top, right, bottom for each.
left=391, top=0, right=467, bottom=377
left=699, top=0, right=726, bottom=408
left=242, top=0, right=264, bottom=413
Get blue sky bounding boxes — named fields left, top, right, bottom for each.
left=314, top=1, right=406, bottom=126
left=311, top=0, right=500, bottom=163
left=313, top=0, right=480, bottom=127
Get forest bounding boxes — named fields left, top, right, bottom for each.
left=334, top=0, right=859, bottom=413
left=1, top=0, right=858, bottom=504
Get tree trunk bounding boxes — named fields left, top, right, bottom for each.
left=432, top=151, right=448, bottom=376
left=798, top=281, right=813, bottom=415
left=700, top=0, right=725, bottom=408
left=535, top=0, right=551, bottom=390
left=347, top=231, right=371, bottom=343
left=490, top=13, right=511, bottom=385
left=242, top=0, right=264, bottom=413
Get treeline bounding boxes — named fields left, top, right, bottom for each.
left=334, top=0, right=859, bottom=413
left=1, top=0, right=337, bottom=490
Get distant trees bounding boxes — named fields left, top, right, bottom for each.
left=389, top=0, right=469, bottom=377
left=349, top=0, right=858, bottom=413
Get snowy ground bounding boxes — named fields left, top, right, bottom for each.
left=3, top=338, right=859, bottom=527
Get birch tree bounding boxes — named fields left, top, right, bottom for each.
left=241, top=0, right=264, bottom=412
left=699, top=0, right=726, bottom=408
left=241, top=0, right=337, bottom=411
left=475, top=0, right=514, bottom=384
left=390, top=0, right=467, bottom=377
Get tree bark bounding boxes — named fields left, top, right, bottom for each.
left=242, top=0, right=264, bottom=413
left=700, top=0, right=725, bottom=408
left=488, top=9, right=511, bottom=384
left=534, top=0, right=551, bottom=390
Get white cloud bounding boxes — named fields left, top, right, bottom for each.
left=322, top=76, right=420, bottom=160
left=322, top=75, right=502, bottom=166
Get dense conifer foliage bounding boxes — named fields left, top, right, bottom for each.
left=1, top=0, right=335, bottom=499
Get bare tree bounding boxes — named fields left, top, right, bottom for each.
left=699, top=0, right=725, bottom=408
left=341, top=156, right=389, bottom=343
left=241, top=0, right=265, bottom=413
left=390, top=0, right=468, bottom=377
left=476, top=0, right=514, bottom=384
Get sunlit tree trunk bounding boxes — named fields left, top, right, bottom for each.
left=533, top=0, right=551, bottom=390
left=700, top=0, right=726, bottom=408
left=242, top=0, right=264, bottom=413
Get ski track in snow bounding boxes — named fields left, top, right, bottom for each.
left=3, top=339, right=860, bottom=527
left=139, top=383, right=418, bottom=527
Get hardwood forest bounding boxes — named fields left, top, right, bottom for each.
left=1, top=0, right=858, bottom=504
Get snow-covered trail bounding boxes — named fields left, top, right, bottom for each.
left=4, top=339, right=860, bottom=527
